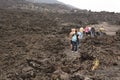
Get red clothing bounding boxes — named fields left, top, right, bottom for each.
left=85, top=27, right=89, bottom=33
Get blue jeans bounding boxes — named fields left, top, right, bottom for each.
left=71, top=41, right=77, bottom=51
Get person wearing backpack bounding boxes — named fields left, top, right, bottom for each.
left=90, top=27, right=96, bottom=37
left=71, top=29, right=79, bottom=52
left=69, top=28, right=75, bottom=49
left=99, top=26, right=105, bottom=37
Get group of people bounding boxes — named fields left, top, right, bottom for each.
left=69, top=26, right=105, bottom=52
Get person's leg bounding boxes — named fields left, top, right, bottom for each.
left=100, top=31, right=103, bottom=37
left=74, top=42, right=78, bottom=51
left=72, top=41, right=75, bottom=51
left=94, top=31, right=96, bottom=37
left=90, top=31, right=93, bottom=37
left=81, top=33, right=83, bottom=39
left=76, top=38, right=79, bottom=45
left=93, top=32, right=95, bottom=37
left=71, top=41, right=74, bottom=51
left=83, top=32, right=85, bottom=37
left=88, top=31, right=91, bottom=36
left=91, top=31, right=95, bottom=37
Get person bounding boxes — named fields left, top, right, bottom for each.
left=90, top=27, right=96, bottom=37
left=88, top=26, right=91, bottom=32
left=99, top=26, right=105, bottom=37
left=96, top=27, right=100, bottom=36
left=69, top=28, right=75, bottom=49
left=77, top=29, right=81, bottom=46
left=84, top=26, right=89, bottom=36
left=79, top=27, right=84, bottom=39
left=88, top=26, right=92, bottom=36
left=77, top=27, right=84, bottom=45
left=71, top=29, right=79, bottom=52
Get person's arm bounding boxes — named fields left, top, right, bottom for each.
left=77, top=34, right=80, bottom=40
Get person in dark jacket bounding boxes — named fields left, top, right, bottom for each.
left=90, top=27, right=96, bottom=37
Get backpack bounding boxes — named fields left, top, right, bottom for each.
left=72, top=34, right=77, bottom=42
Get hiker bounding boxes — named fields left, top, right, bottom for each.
left=84, top=26, right=90, bottom=36
left=69, top=28, right=75, bottom=49
left=88, top=26, right=92, bottom=35
left=77, top=29, right=80, bottom=46
left=96, top=27, right=100, bottom=36
left=71, top=29, right=79, bottom=52
left=88, top=26, right=91, bottom=32
left=99, top=26, right=105, bottom=37
left=79, top=27, right=84, bottom=39
left=77, top=27, right=84, bottom=45
left=90, top=27, right=96, bottom=37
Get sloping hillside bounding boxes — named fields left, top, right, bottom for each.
left=0, top=0, right=27, bottom=8
left=0, top=0, right=74, bottom=13
left=0, top=0, right=120, bottom=80
left=0, top=8, right=120, bottom=80
left=26, top=0, right=60, bottom=3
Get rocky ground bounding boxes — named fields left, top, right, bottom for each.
left=0, top=9, right=120, bottom=80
